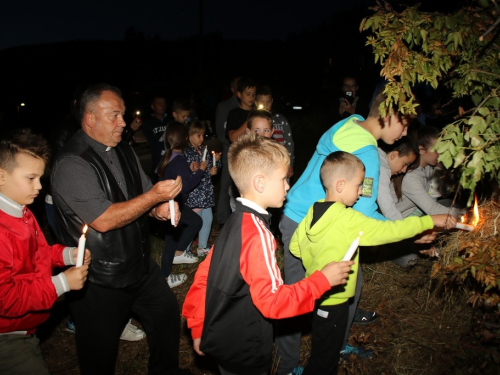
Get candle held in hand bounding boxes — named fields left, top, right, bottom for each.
left=455, top=223, right=474, bottom=231
left=212, top=151, right=215, bottom=167
left=169, top=199, right=176, bottom=226
left=202, top=148, right=207, bottom=161
left=342, top=231, right=363, bottom=261
left=76, top=225, right=88, bottom=267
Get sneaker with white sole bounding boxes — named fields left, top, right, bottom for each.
left=65, top=318, right=145, bottom=341
left=167, top=273, right=187, bottom=288
left=172, top=251, right=199, bottom=264
left=120, top=319, right=146, bottom=341
left=197, top=247, right=211, bottom=257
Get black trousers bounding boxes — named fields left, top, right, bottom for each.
left=161, top=204, right=203, bottom=277
left=303, top=302, right=349, bottom=375
left=69, top=259, right=180, bottom=375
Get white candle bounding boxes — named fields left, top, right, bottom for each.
left=202, top=148, right=207, bottom=161
left=455, top=223, right=474, bottom=231
left=76, top=225, right=88, bottom=267
left=169, top=199, right=176, bottom=226
left=342, top=231, right=363, bottom=261
left=212, top=151, right=215, bottom=167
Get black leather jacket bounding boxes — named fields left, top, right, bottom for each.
left=53, top=134, right=151, bottom=288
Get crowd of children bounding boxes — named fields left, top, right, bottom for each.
left=0, top=79, right=461, bottom=375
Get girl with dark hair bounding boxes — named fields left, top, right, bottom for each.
left=158, top=122, right=206, bottom=288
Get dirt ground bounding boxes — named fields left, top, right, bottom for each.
left=38, top=227, right=500, bottom=375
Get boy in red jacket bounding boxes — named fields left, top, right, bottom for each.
left=182, top=132, right=354, bottom=375
left=0, top=129, right=90, bottom=375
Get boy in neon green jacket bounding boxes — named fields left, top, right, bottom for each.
left=289, top=151, right=456, bottom=375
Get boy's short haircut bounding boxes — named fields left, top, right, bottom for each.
left=228, top=132, right=289, bottom=194
left=187, top=120, right=206, bottom=136
left=237, top=77, right=256, bottom=93
left=320, top=151, right=365, bottom=190
left=247, top=109, right=273, bottom=130
left=79, top=83, right=122, bottom=123
left=256, top=85, right=273, bottom=97
left=368, top=87, right=414, bottom=127
left=172, top=99, right=191, bottom=113
left=0, top=128, right=50, bottom=171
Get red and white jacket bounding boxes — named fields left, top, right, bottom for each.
left=0, top=194, right=71, bottom=334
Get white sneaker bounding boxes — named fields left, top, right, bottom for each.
left=172, top=251, right=199, bottom=264
left=167, top=273, right=187, bottom=288
left=120, top=319, right=145, bottom=341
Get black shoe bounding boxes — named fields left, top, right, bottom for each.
left=353, top=307, right=378, bottom=325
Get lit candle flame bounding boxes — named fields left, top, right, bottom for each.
left=460, top=215, right=465, bottom=223
left=257, top=104, right=264, bottom=110
left=136, top=111, right=140, bottom=116
left=83, top=224, right=88, bottom=234
left=472, top=194, right=479, bottom=227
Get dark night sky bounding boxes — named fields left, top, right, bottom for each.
left=1, top=0, right=377, bottom=51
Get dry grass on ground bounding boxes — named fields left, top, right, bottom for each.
left=40, top=226, right=498, bottom=374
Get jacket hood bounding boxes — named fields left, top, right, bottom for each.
left=303, top=200, right=345, bottom=244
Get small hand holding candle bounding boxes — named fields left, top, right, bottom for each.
left=76, top=225, right=88, bottom=267
left=342, top=231, right=363, bottom=261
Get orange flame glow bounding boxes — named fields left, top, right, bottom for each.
left=472, top=195, right=479, bottom=227
left=82, top=224, right=88, bottom=235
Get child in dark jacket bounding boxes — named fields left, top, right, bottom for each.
left=183, top=121, right=222, bottom=256
left=157, top=122, right=206, bottom=288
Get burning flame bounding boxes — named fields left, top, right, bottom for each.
left=472, top=194, right=479, bottom=227
left=82, top=224, right=88, bottom=235
left=257, top=104, right=264, bottom=110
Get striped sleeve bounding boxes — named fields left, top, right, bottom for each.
left=239, top=213, right=331, bottom=319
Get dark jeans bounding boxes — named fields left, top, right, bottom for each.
left=161, top=205, right=202, bottom=277
left=303, top=302, right=349, bottom=375
left=69, top=259, right=180, bottom=375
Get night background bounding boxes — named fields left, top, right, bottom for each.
left=4, top=1, right=500, bottom=374
left=1, top=0, right=463, bottom=135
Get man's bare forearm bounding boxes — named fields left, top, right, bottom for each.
left=90, top=177, right=182, bottom=232
left=90, top=191, right=157, bottom=232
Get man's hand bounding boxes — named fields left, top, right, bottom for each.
left=320, top=260, right=354, bottom=287
left=71, top=248, right=91, bottom=265
left=193, top=338, right=204, bottom=356
left=64, top=264, right=89, bottom=290
left=339, top=99, right=355, bottom=116
left=151, top=176, right=182, bottom=202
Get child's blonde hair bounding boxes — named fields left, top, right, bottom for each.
left=320, top=151, right=365, bottom=190
left=228, top=132, right=289, bottom=194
